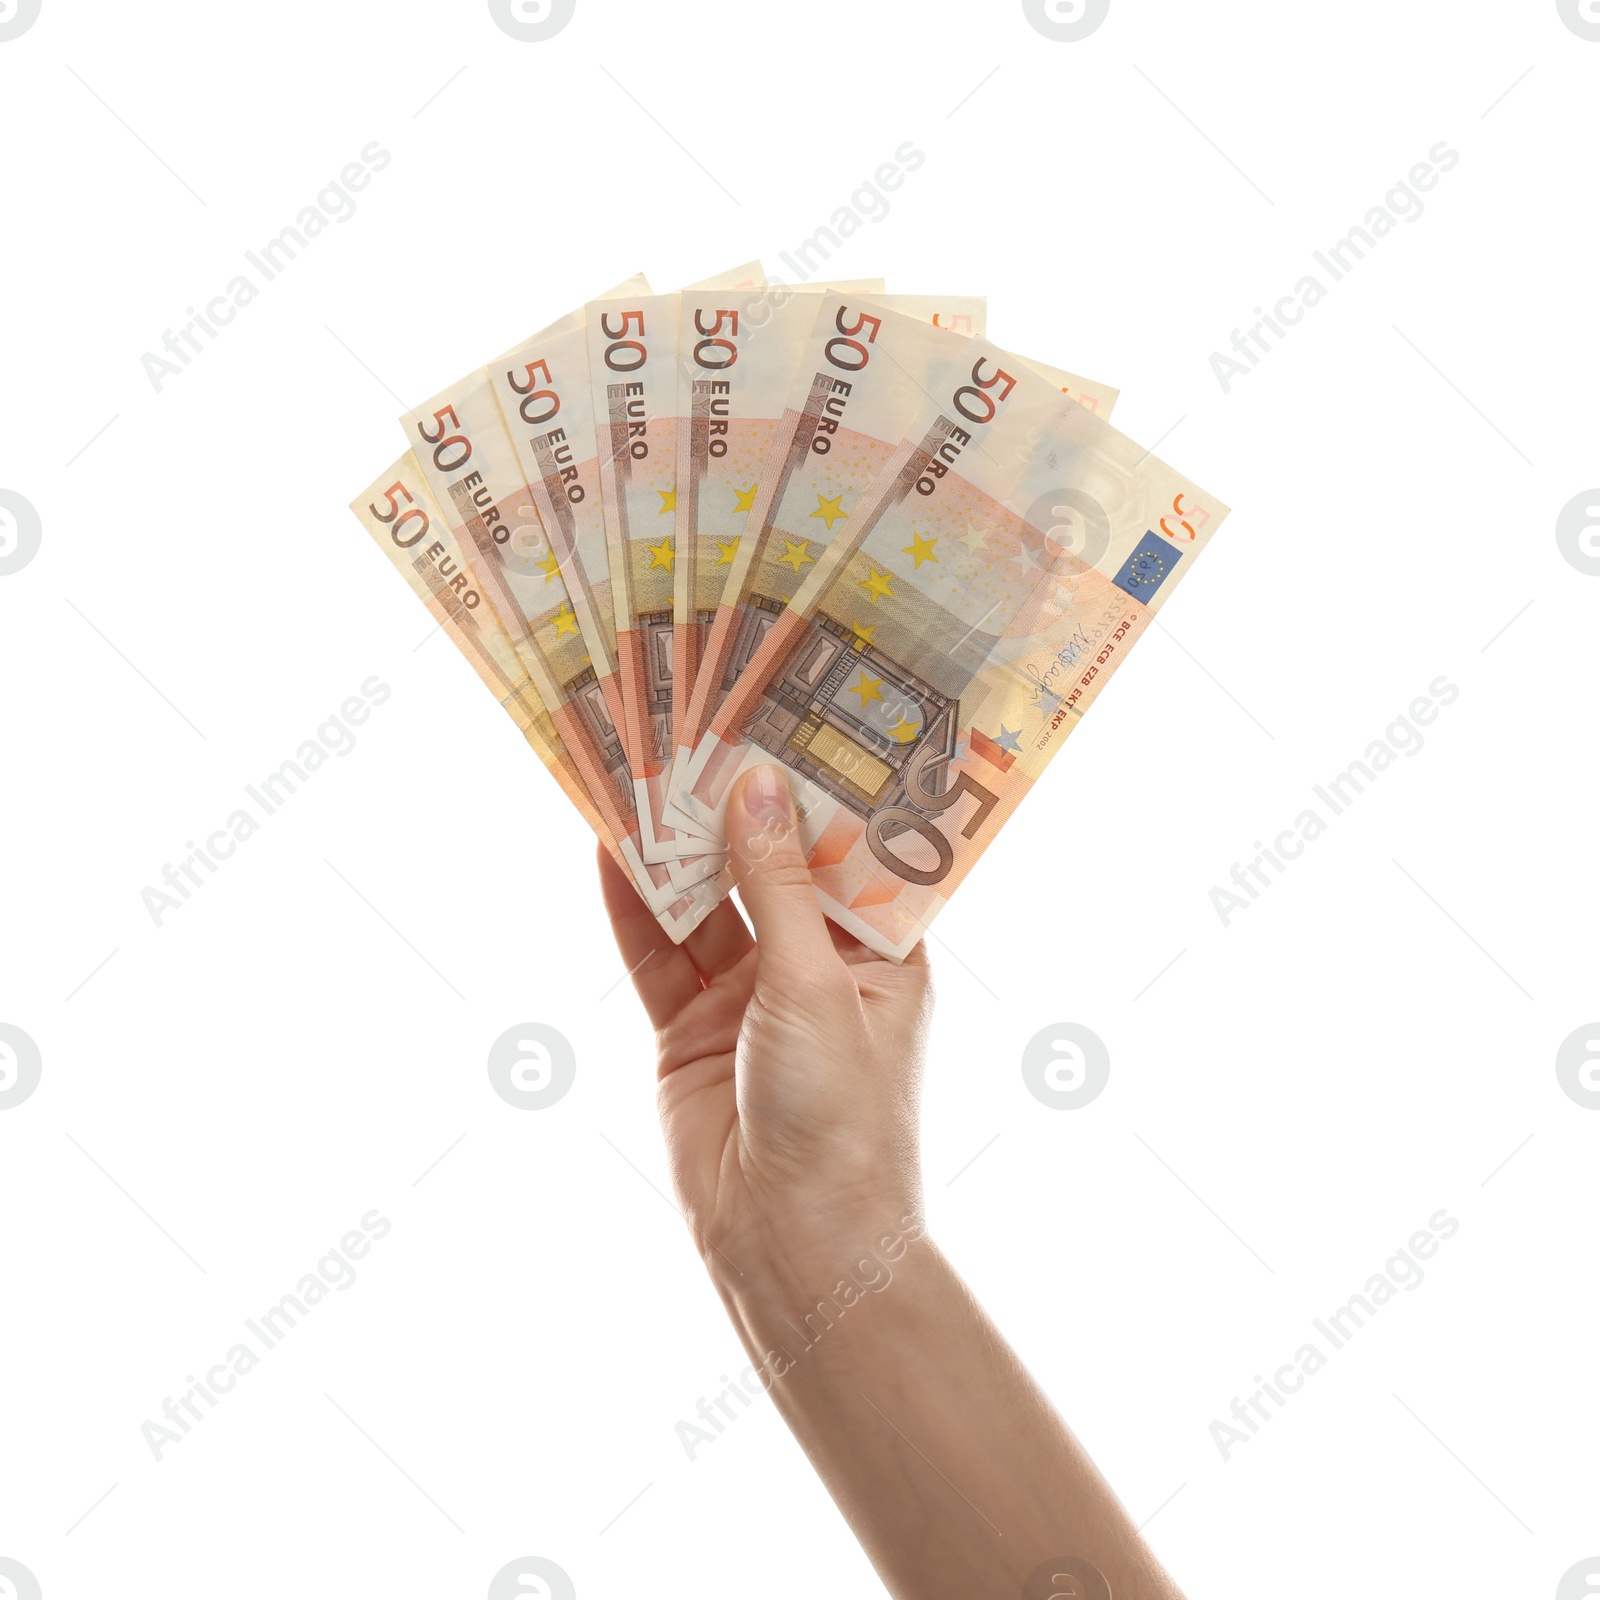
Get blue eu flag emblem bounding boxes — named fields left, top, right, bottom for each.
left=1111, top=533, right=1182, bottom=604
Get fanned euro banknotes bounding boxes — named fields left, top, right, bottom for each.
left=348, top=266, right=1227, bottom=957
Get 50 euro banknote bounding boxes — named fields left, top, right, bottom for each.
left=350, top=453, right=727, bottom=942
left=671, top=292, right=1117, bottom=841
left=396, top=303, right=715, bottom=892
left=676, top=337, right=1226, bottom=961
left=585, top=273, right=767, bottom=869
left=490, top=269, right=875, bottom=885
left=663, top=290, right=981, bottom=831
left=665, top=277, right=886, bottom=828
left=477, top=274, right=744, bottom=896
left=485, top=282, right=654, bottom=817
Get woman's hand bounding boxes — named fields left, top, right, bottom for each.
left=597, top=763, right=933, bottom=1280
left=599, top=763, right=1184, bottom=1599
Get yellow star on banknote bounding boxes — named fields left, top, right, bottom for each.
left=657, top=487, right=676, bottom=513
left=902, top=532, right=938, bottom=567
left=551, top=603, right=579, bottom=638
left=647, top=537, right=674, bottom=571
left=851, top=619, right=877, bottom=646
left=849, top=671, right=885, bottom=707
left=810, top=492, right=848, bottom=531
left=888, top=715, right=919, bottom=743
left=776, top=538, right=814, bottom=574
left=732, top=483, right=758, bottom=512
left=536, top=550, right=562, bottom=581
left=858, top=566, right=894, bottom=604
left=714, top=537, right=740, bottom=566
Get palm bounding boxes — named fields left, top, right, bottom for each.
left=653, top=931, right=921, bottom=1222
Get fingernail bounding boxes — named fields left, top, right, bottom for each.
left=743, top=764, right=792, bottom=823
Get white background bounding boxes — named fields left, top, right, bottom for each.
left=1, top=2, right=1596, bottom=1596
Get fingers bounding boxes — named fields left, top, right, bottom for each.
left=683, top=890, right=754, bottom=981
left=594, top=844, right=702, bottom=1030
left=726, top=765, right=839, bottom=979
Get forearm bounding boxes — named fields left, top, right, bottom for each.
left=607, top=783, right=1184, bottom=1595
left=710, top=1217, right=1184, bottom=1600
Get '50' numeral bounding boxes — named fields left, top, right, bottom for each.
left=368, top=480, right=429, bottom=548
left=867, top=743, right=999, bottom=886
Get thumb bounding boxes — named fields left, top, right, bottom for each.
left=727, top=764, right=837, bottom=977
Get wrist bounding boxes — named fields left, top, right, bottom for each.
left=703, top=1197, right=933, bottom=1330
